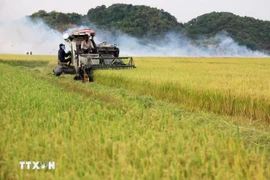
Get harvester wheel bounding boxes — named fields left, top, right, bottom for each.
left=87, top=68, right=94, bottom=82
left=73, top=68, right=84, bottom=81
left=89, top=73, right=94, bottom=82
left=53, top=66, right=63, bottom=76
left=73, top=75, right=82, bottom=80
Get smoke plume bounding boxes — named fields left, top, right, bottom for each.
left=0, top=17, right=62, bottom=55
left=0, top=17, right=267, bottom=57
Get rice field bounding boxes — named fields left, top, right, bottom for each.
left=0, top=54, right=269, bottom=180
left=95, top=57, right=270, bottom=123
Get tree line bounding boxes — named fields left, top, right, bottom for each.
left=29, top=4, right=270, bottom=53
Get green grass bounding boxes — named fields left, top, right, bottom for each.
left=0, top=59, right=49, bottom=68
left=0, top=55, right=269, bottom=180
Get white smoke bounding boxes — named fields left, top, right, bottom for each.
left=92, top=29, right=267, bottom=57
left=0, top=17, right=268, bottom=57
left=0, top=17, right=62, bottom=55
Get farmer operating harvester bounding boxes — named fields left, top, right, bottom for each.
left=53, top=29, right=136, bottom=82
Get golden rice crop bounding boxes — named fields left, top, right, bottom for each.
left=95, top=57, right=270, bottom=122
left=0, top=54, right=269, bottom=180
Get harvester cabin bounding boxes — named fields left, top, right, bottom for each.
left=66, top=29, right=97, bottom=55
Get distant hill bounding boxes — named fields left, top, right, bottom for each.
left=184, top=12, right=270, bottom=52
left=86, top=4, right=183, bottom=40
left=30, top=10, right=84, bottom=32
left=29, top=4, right=270, bottom=53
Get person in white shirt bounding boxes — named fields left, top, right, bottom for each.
left=81, top=37, right=93, bottom=53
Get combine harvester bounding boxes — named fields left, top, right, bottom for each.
left=53, top=29, right=136, bottom=82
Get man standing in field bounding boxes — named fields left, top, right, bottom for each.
left=58, top=44, right=71, bottom=65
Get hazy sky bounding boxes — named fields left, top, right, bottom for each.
left=0, top=0, right=269, bottom=23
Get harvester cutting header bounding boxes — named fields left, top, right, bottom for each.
left=53, top=29, right=136, bottom=82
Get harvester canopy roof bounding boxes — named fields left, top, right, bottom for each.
left=71, top=29, right=95, bottom=37
left=64, top=29, right=96, bottom=41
